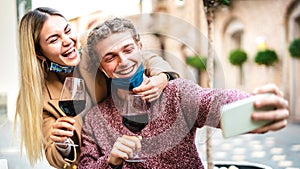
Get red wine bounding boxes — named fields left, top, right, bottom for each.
left=122, top=113, right=148, bottom=134
left=59, top=100, right=86, bottom=117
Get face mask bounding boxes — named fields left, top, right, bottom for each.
left=49, top=61, right=75, bottom=74
left=112, top=64, right=144, bottom=91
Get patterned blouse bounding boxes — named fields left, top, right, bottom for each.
left=78, top=78, right=249, bottom=169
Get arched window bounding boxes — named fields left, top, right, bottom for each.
left=225, top=19, right=244, bottom=51
left=223, top=18, right=245, bottom=88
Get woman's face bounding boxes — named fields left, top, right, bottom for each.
left=95, top=32, right=142, bottom=78
left=38, top=15, right=80, bottom=66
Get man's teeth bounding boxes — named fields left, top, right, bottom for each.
left=119, top=66, right=133, bottom=75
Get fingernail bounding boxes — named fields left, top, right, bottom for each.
left=138, top=136, right=142, bottom=140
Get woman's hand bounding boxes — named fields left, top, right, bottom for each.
left=50, top=116, right=76, bottom=148
left=107, top=135, right=142, bottom=166
left=133, top=73, right=168, bottom=102
left=251, top=83, right=289, bottom=134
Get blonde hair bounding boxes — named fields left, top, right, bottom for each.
left=15, top=7, right=65, bottom=166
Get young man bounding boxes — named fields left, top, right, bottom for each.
left=78, top=17, right=289, bottom=169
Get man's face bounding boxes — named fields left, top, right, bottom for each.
left=95, top=32, right=142, bottom=78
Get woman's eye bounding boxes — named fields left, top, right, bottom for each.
left=49, top=38, right=58, bottom=43
left=66, top=28, right=71, bottom=34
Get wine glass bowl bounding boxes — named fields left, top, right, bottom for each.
left=121, top=94, right=149, bottom=162
left=56, top=77, right=86, bottom=147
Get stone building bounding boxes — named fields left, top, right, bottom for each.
left=63, top=0, right=300, bottom=120
left=149, top=0, right=300, bottom=121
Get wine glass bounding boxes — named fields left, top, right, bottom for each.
left=56, top=77, right=86, bottom=147
left=121, top=94, right=149, bottom=162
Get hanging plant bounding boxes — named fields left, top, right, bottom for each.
left=288, top=38, right=300, bottom=59
left=229, top=49, right=248, bottom=66
left=186, top=55, right=207, bottom=71
left=254, top=49, right=278, bottom=66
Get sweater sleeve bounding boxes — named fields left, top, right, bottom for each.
left=176, top=79, right=249, bottom=129
left=78, top=111, right=113, bottom=169
left=141, top=51, right=179, bottom=78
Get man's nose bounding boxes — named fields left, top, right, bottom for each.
left=118, top=52, right=128, bottom=65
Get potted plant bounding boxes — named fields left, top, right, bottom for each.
left=254, top=49, right=278, bottom=66
left=228, top=49, right=248, bottom=85
left=229, top=49, right=247, bottom=66
left=186, top=55, right=207, bottom=71
left=288, top=38, right=300, bottom=59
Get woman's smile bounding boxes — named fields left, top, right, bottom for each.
left=62, top=47, right=77, bottom=59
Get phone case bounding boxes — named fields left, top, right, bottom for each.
left=221, top=93, right=274, bottom=138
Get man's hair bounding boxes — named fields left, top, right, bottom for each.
left=86, top=17, right=140, bottom=65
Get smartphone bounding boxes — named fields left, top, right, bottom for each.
left=220, top=93, right=274, bottom=138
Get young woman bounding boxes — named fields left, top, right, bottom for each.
left=78, top=17, right=289, bottom=169
left=15, top=7, right=178, bottom=169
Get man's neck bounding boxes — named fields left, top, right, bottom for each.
left=117, top=89, right=134, bottom=100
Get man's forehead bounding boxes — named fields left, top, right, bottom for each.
left=97, top=32, right=135, bottom=56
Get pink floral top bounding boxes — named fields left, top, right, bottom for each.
left=78, top=78, right=249, bottom=169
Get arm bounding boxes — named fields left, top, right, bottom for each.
left=42, top=110, right=80, bottom=168
left=175, top=79, right=249, bottom=129
left=78, top=119, right=114, bottom=169
left=141, top=51, right=179, bottom=78
left=134, top=51, right=180, bottom=101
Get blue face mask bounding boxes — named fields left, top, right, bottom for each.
left=112, top=64, right=144, bottom=91
left=49, top=61, right=75, bottom=74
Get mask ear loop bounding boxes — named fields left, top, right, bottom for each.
left=41, top=58, right=49, bottom=71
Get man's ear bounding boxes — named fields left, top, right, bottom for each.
left=137, top=41, right=143, bottom=49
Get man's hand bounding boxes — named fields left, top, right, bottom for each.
left=251, top=83, right=289, bottom=134
left=133, top=73, right=168, bottom=102
left=107, top=135, right=142, bottom=166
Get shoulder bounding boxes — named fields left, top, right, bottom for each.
left=84, top=98, right=112, bottom=121
left=166, top=78, right=201, bottom=90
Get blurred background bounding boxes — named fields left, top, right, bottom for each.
left=0, top=0, right=299, bottom=168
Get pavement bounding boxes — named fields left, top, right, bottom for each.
left=1, top=113, right=299, bottom=169
left=196, top=121, right=300, bottom=169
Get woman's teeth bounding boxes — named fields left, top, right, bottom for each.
left=62, top=49, right=75, bottom=57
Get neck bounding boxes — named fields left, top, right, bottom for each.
left=56, top=72, right=71, bottom=83
left=117, top=89, right=134, bottom=100
left=116, top=74, right=146, bottom=99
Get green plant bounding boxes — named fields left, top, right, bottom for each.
left=254, top=49, right=278, bottom=66
left=186, top=55, right=207, bottom=71
left=229, top=49, right=248, bottom=66
left=288, top=38, right=300, bottom=59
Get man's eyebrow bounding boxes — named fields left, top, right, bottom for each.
left=103, top=43, right=135, bottom=57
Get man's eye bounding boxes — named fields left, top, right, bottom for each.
left=104, top=55, right=116, bottom=62
left=124, top=48, right=134, bottom=54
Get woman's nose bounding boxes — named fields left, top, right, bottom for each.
left=62, top=34, right=73, bottom=46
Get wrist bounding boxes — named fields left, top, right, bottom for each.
left=107, top=155, right=123, bottom=169
left=159, top=72, right=170, bottom=82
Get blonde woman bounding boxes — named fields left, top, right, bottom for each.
left=16, top=7, right=178, bottom=169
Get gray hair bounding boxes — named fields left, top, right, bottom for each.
left=87, top=17, right=140, bottom=65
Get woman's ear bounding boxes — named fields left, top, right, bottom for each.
left=36, top=55, right=46, bottom=61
